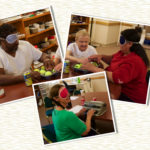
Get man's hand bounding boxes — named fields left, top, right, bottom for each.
left=88, top=54, right=103, bottom=63
left=31, top=71, right=41, bottom=82
left=40, top=53, right=54, bottom=71
left=54, top=62, right=62, bottom=72
left=43, top=58, right=54, bottom=71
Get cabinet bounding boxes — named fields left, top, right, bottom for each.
left=1, top=9, right=57, bottom=53
left=67, top=15, right=90, bottom=44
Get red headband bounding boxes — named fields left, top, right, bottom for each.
left=59, top=87, right=69, bottom=98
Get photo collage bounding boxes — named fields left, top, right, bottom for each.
left=0, top=6, right=149, bottom=145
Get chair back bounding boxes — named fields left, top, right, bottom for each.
left=146, top=70, right=150, bottom=84
left=42, top=124, right=57, bottom=143
left=44, top=97, right=54, bottom=108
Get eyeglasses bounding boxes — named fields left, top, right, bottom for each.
left=120, top=35, right=128, bottom=45
left=120, top=35, right=139, bottom=45
left=0, top=33, right=18, bottom=44
left=59, top=87, right=69, bottom=99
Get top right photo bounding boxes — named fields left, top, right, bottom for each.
left=63, top=14, right=150, bottom=104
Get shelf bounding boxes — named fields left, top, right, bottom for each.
left=22, top=12, right=50, bottom=22
left=19, top=36, right=25, bottom=40
left=26, top=27, right=54, bottom=39
left=41, top=43, right=57, bottom=52
left=1, top=16, right=22, bottom=24
left=7, top=18, right=22, bottom=24
left=71, top=23, right=89, bottom=26
left=5, top=10, right=57, bottom=53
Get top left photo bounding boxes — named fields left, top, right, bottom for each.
left=0, top=7, right=63, bottom=104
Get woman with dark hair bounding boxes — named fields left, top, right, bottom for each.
left=50, top=84, right=95, bottom=142
left=81, top=29, right=149, bottom=104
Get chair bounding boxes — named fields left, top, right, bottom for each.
left=43, top=97, right=55, bottom=124
left=42, top=124, right=57, bottom=144
left=73, top=89, right=81, bottom=95
left=146, top=70, right=150, bottom=84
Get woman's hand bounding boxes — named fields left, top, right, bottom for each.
left=81, top=62, right=104, bottom=72
left=87, top=109, right=95, bottom=118
left=88, top=55, right=103, bottom=63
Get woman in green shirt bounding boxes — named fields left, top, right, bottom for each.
left=50, top=84, right=95, bottom=142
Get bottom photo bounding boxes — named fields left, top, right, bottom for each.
left=33, top=72, right=116, bottom=144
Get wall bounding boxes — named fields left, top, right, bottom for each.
left=91, top=78, right=107, bottom=92
left=90, top=19, right=136, bottom=46
left=91, top=19, right=120, bottom=45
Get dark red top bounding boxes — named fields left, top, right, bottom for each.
left=106, top=51, right=148, bottom=104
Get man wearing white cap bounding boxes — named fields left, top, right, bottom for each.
left=0, top=23, right=52, bottom=85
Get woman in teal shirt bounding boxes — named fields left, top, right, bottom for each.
left=50, top=84, right=95, bottom=142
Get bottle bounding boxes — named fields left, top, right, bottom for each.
left=80, top=90, right=85, bottom=106
left=92, top=97, right=97, bottom=101
left=64, top=60, right=70, bottom=73
left=77, top=77, right=80, bottom=83
left=81, top=96, right=85, bottom=106
left=24, top=71, right=33, bottom=86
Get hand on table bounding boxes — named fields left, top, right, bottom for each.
left=31, top=71, right=41, bottom=82
left=54, top=62, right=62, bottom=72
left=88, top=54, right=102, bottom=63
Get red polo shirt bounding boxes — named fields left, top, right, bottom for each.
left=106, top=51, right=148, bottom=104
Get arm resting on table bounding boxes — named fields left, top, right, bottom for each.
left=0, top=68, right=24, bottom=86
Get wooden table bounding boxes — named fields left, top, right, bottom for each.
left=0, top=82, right=33, bottom=104
left=108, top=82, right=121, bottom=100
left=71, top=92, right=113, bottom=121
left=63, top=64, right=121, bottom=100
left=0, top=73, right=61, bottom=104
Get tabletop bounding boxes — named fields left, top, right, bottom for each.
left=63, top=63, right=121, bottom=100
left=0, top=73, right=61, bottom=104
left=0, top=82, right=33, bottom=104
left=71, top=92, right=113, bottom=121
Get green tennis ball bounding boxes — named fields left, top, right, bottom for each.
left=41, top=66, right=45, bottom=70
left=34, top=69, right=40, bottom=72
left=74, top=64, right=81, bottom=69
left=45, top=71, right=52, bottom=76
left=91, top=62, right=98, bottom=67
left=40, top=70, right=46, bottom=75
left=52, top=69, right=56, bottom=73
